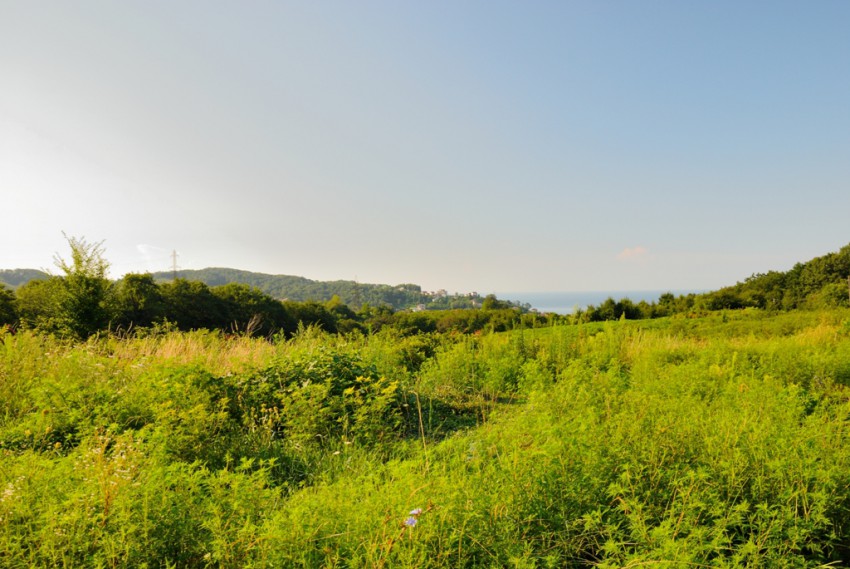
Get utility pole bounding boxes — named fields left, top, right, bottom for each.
left=171, top=250, right=180, bottom=281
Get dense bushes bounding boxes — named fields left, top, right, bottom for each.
left=3, top=310, right=850, bottom=566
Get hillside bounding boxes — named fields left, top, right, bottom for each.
left=151, top=267, right=429, bottom=309
left=0, top=269, right=49, bottom=290
left=150, top=267, right=493, bottom=310
left=700, top=243, right=850, bottom=310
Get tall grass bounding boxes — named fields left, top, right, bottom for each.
left=1, top=310, right=850, bottom=566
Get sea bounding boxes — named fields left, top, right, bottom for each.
left=497, top=290, right=701, bottom=315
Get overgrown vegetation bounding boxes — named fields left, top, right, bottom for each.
left=3, top=239, right=850, bottom=566
left=3, top=309, right=850, bottom=566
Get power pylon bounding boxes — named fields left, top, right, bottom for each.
left=171, top=250, right=180, bottom=281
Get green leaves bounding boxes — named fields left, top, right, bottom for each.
left=3, top=311, right=850, bottom=566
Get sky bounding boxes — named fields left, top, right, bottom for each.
left=2, top=1, right=849, bottom=294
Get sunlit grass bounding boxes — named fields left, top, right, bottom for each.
left=2, top=309, right=850, bottom=566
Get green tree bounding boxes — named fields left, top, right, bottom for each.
left=704, top=289, right=745, bottom=311
left=358, top=303, right=395, bottom=333
left=159, top=279, right=228, bottom=331
left=657, top=292, right=676, bottom=316
left=211, top=282, right=295, bottom=336
left=284, top=301, right=338, bottom=333
left=0, top=286, right=17, bottom=325
left=324, top=295, right=362, bottom=334
left=588, top=298, right=617, bottom=321
left=809, top=282, right=850, bottom=308
left=482, top=294, right=511, bottom=310
left=390, top=311, right=437, bottom=335
left=52, top=235, right=114, bottom=338
left=14, top=277, right=65, bottom=332
left=324, top=295, right=356, bottom=319
left=112, top=273, right=165, bottom=329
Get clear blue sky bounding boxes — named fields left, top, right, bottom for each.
left=2, top=1, right=848, bottom=293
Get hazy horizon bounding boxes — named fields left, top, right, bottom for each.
left=3, top=2, right=849, bottom=292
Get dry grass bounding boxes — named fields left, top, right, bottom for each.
left=101, top=331, right=279, bottom=374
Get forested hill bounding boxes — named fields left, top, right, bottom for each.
left=0, top=269, right=49, bottom=290
left=698, top=243, right=850, bottom=311
left=580, top=243, right=850, bottom=320
left=151, top=268, right=432, bottom=310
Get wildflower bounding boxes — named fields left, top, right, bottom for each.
left=409, top=508, right=423, bottom=516
left=404, top=517, right=417, bottom=527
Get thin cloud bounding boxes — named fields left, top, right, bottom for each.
left=617, top=246, right=649, bottom=261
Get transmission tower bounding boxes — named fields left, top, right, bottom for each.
left=171, top=250, right=180, bottom=281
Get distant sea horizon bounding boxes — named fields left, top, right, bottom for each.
left=496, top=290, right=705, bottom=315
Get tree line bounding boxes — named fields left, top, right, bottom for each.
left=699, top=244, right=850, bottom=311
left=576, top=244, right=850, bottom=321
left=3, top=238, right=850, bottom=338
left=0, top=237, right=546, bottom=339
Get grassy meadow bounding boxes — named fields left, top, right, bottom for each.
left=2, top=309, right=850, bottom=567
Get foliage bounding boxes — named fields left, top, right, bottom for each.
left=261, top=348, right=403, bottom=446
left=4, top=310, right=850, bottom=566
left=111, top=273, right=165, bottom=329
left=212, top=282, right=296, bottom=336
left=701, top=244, right=850, bottom=312
left=52, top=235, right=114, bottom=338
left=14, top=276, right=67, bottom=334
left=282, top=300, right=338, bottom=334
left=481, top=293, right=512, bottom=310
left=0, top=286, right=16, bottom=325
left=576, top=244, right=850, bottom=322
left=159, top=278, right=228, bottom=331
left=7, top=239, right=850, bottom=566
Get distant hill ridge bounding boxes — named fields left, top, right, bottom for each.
left=150, top=268, right=431, bottom=309
left=0, top=269, right=49, bottom=290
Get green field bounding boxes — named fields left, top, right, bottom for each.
left=2, top=309, right=850, bottom=567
